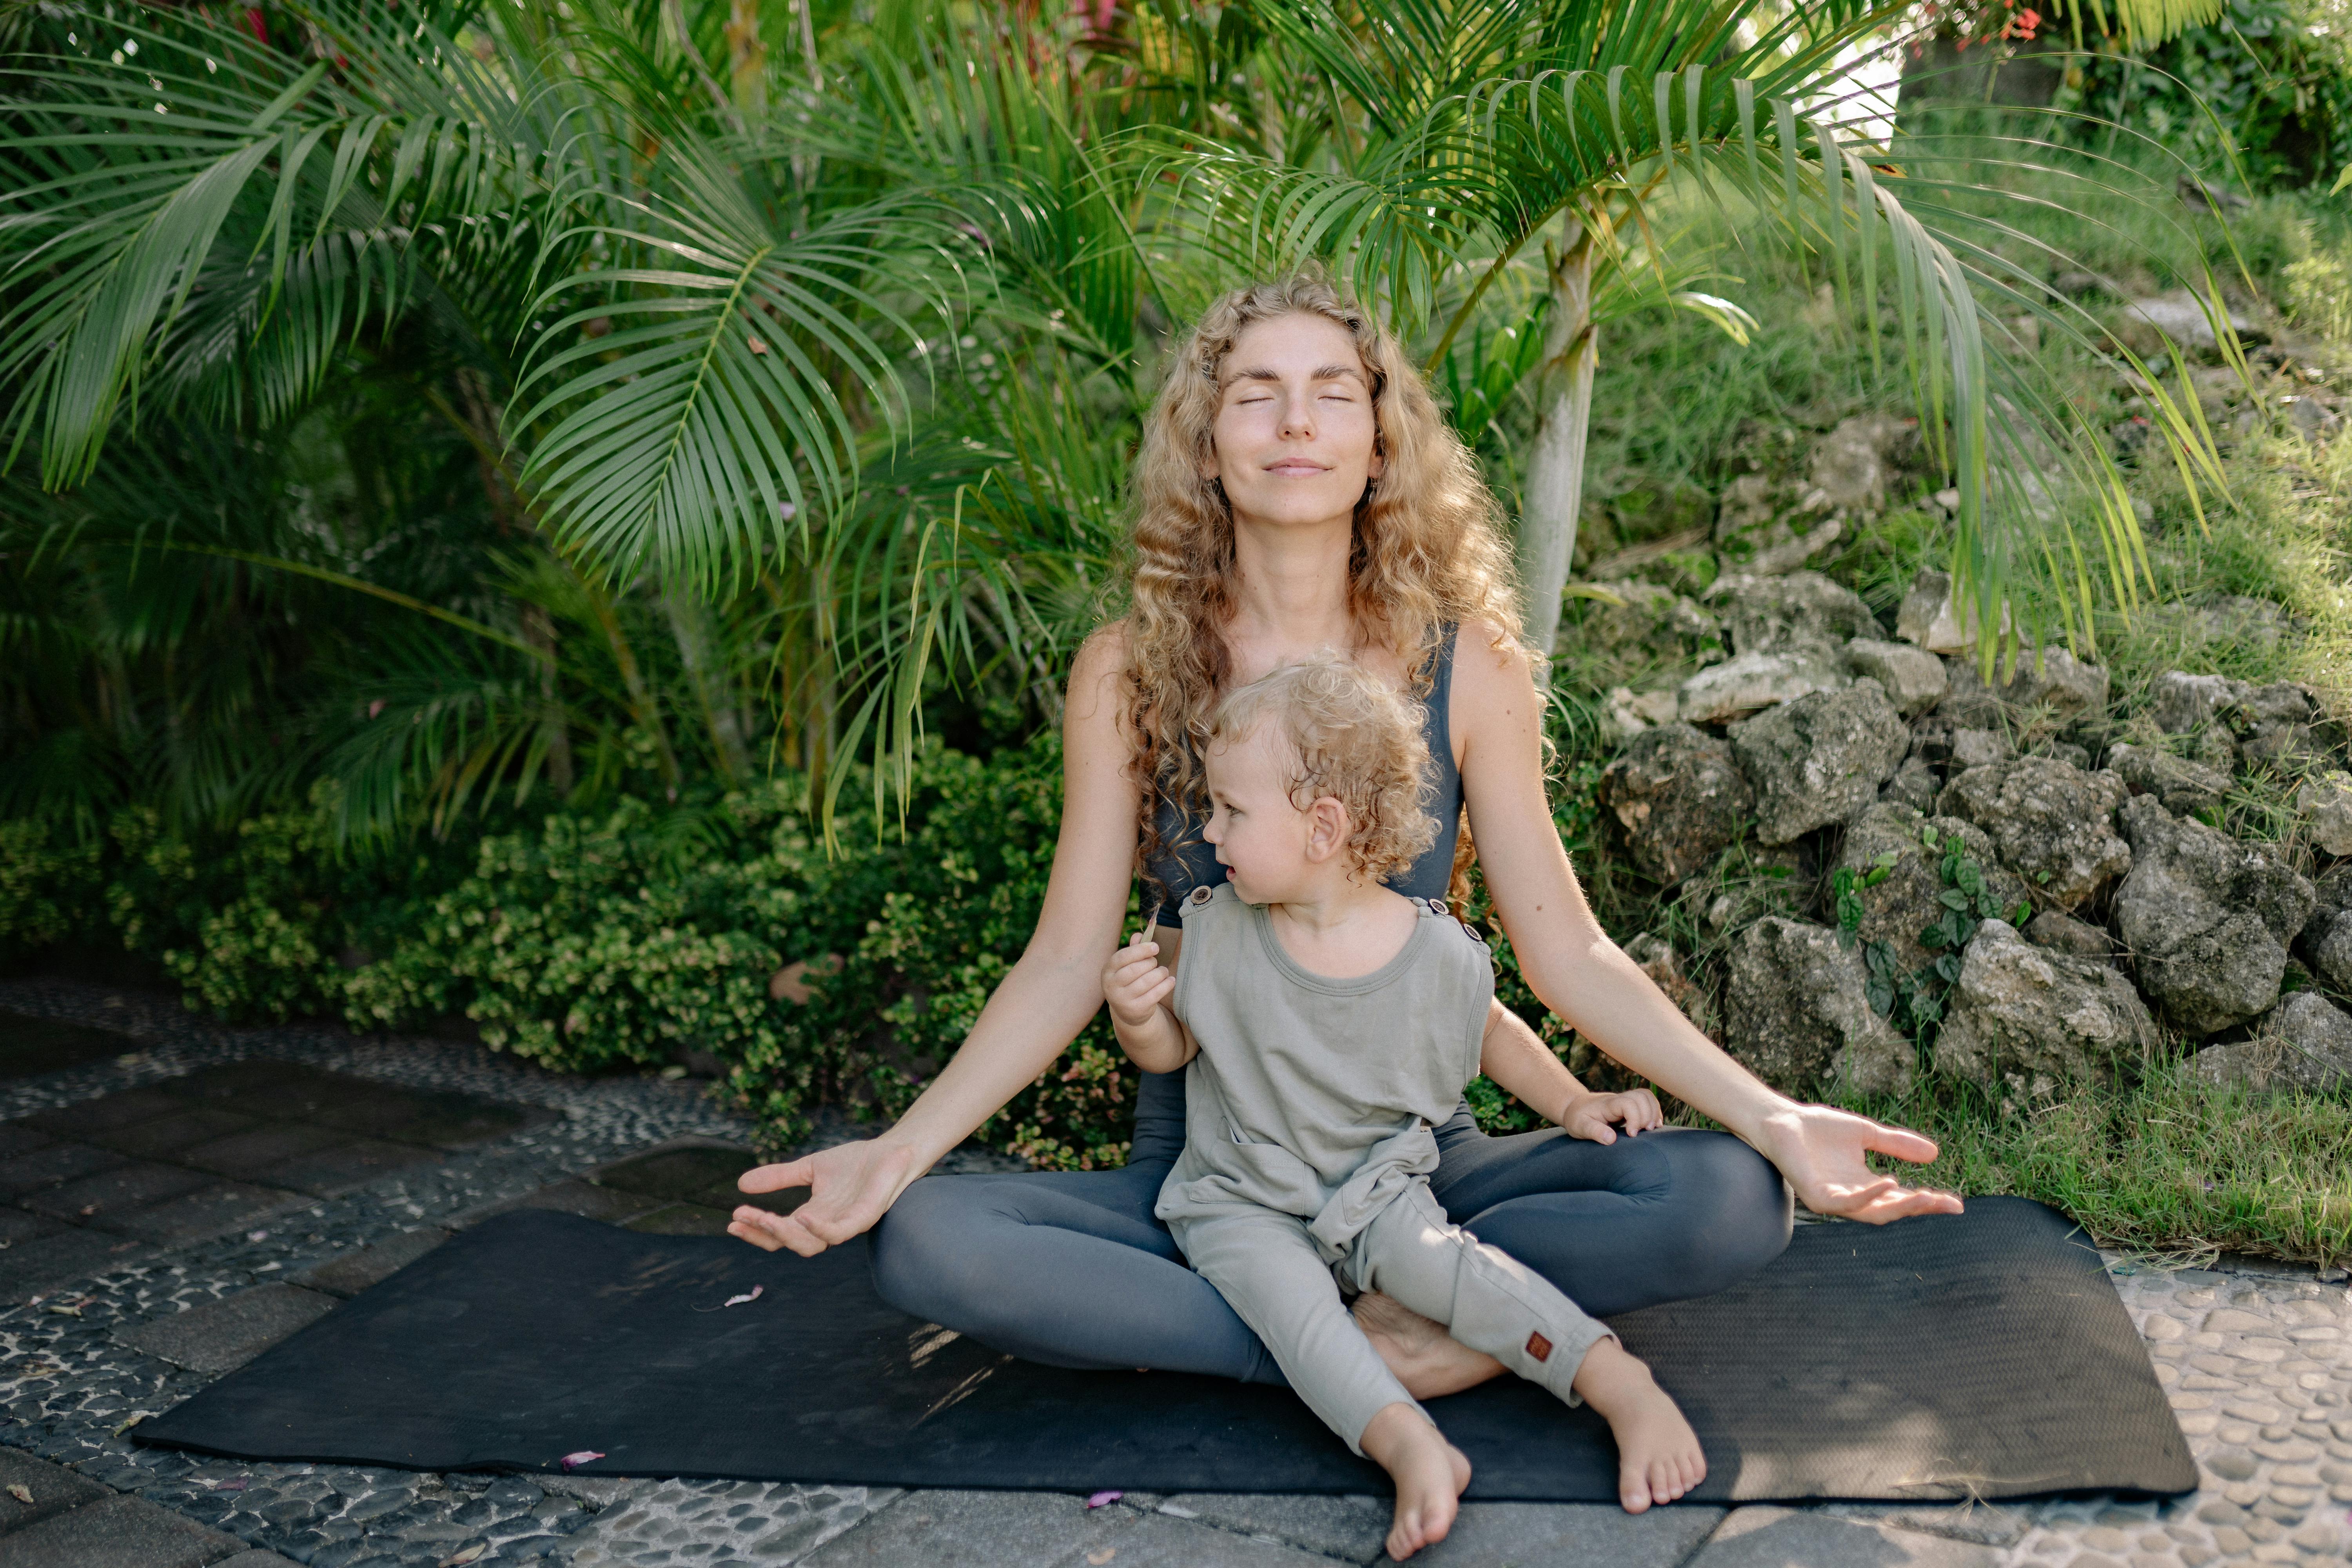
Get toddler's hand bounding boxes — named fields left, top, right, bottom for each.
left=1561, top=1087, right=1663, bottom=1145
left=1102, top=930, right=1174, bottom=1029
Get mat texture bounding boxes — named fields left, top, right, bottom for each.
left=135, top=1194, right=2193, bottom=1503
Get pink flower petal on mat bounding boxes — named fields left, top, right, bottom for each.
left=692, top=1285, right=765, bottom=1313
left=1084, top=1490, right=1122, bottom=1509
left=559, top=1451, right=605, bottom=1472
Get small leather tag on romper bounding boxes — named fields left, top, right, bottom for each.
left=1525, top=1331, right=1553, bottom=1362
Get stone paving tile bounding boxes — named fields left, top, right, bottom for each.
left=116, top=1284, right=340, bottom=1374
left=1156, top=1491, right=1390, bottom=1561
left=1818, top=1501, right=2034, bottom=1549
left=294, top=1228, right=452, bottom=1299
left=5, top=1490, right=249, bottom=1567
left=0, top=1443, right=115, bottom=1532
left=789, top=1488, right=1350, bottom=1568
left=1073, top=1501, right=1350, bottom=1566
left=0, top=1203, right=67, bottom=1244
left=91, top=1107, right=262, bottom=1161
left=454, top=1178, right=668, bottom=1229
left=265, top=1138, right=443, bottom=1199
left=24, top=1085, right=187, bottom=1135
left=559, top=1479, right=898, bottom=1566
left=0, top=1121, right=53, bottom=1156
left=0, top=1225, right=153, bottom=1304
left=105, top=1180, right=309, bottom=1246
left=1412, top=1500, right=1727, bottom=1566
left=0, top=1140, right=128, bottom=1197
left=178, top=1125, right=352, bottom=1182
left=1690, top=1504, right=2004, bottom=1566
left=23, top=1158, right=217, bottom=1223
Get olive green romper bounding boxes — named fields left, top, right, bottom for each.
left=1155, top=881, right=1614, bottom=1454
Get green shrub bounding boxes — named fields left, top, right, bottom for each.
left=346, top=789, right=815, bottom=1084
left=0, top=816, right=107, bottom=962
left=2060, top=0, right=2352, bottom=192
left=3, top=786, right=419, bottom=1020
left=732, top=733, right=1144, bottom=1168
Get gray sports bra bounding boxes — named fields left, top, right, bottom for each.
left=1141, top=623, right=1464, bottom=926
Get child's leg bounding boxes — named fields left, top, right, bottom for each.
left=1174, top=1207, right=1424, bottom=1455
left=1340, top=1182, right=1607, bottom=1404
left=1175, top=1207, right=1470, bottom=1560
left=1343, top=1182, right=1707, bottom=1513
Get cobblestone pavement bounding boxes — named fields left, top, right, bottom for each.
left=1, top=979, right=2347, bottom=1567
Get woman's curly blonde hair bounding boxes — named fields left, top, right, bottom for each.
left=1209, top=654, right=1438, bottom=884
left=1116, top=273, right=1524, bottom=878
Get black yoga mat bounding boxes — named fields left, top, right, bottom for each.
left=135, top=1195, right=2194, bottom=1503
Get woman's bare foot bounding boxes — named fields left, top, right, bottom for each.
left=1359, top=1402, right=1472, bottom=1561
left=1354, top=1291, right=1506, bottom=1399
left=1570, top=1337, right=1706, bottom=1513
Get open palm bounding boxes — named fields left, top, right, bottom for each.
left=1753, top=1104, right=1966, bottom=1225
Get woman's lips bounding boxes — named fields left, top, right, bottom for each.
left=1265, top=460, right=1327, bottom=475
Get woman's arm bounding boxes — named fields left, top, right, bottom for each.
left=730, top=631, right=1147, bottom=1256
left=1450, top=623, right=1961, bottom=1223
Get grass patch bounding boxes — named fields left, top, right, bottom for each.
left=1839, top=1068, right=2352, bottom=1269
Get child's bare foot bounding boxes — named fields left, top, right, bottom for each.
left=1354, top=1291, right=1506, bottom=1399
left=1570, top=1337, right=1706, bottom=1514
left=1359, top=1402, right=1472, bottom=1561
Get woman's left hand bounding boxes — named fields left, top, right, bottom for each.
left=1558, top=1086, right=1662, bottom=1144
left=1751, top=1101, right=1965, bottom=1223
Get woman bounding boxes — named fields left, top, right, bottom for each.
left=729, top=275, right=1961, bottom=1404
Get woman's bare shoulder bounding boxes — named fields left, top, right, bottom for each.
left=1065, top=621, right=1137, bottom=738
left=1070, top=618, right=1134, bottom=687
left=1074, top=619, right=1133, bottom=674
left=1451, top=618, right=1538, bottom=695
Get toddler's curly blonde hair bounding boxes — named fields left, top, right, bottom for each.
left=1208, top=654, right=1437, bottom=884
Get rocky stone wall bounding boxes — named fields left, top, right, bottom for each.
left=1588, top=551, right=2352, bottom=1106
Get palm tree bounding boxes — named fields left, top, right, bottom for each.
left=1, top=0, right=2241, bottom=840
left=0, top=0, right=953, bottom=829
left=1138, top=0, right=2232, bottom=661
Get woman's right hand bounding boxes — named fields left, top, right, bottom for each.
left=729, top=1138, right=921, bottom=1257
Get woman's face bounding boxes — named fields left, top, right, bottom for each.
left=1205, top=311, right=1383, bottom=531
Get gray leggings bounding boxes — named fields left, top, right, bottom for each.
left=869, top=1070, right=1795, bottom=1386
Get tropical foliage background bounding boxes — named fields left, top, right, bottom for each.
left=5, top=0, right=2350, bottom=1258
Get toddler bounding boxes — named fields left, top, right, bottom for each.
left=1103, top=654, right=1705, bottom=1561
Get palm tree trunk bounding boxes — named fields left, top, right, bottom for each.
left=582, top=580, right=683, bottom=796
left=660, top=580, right=751, bottom=784
left=725, top=0, right=768, bottom=116
left=521, top=604, right=575, bottom=796
left=1519, top=215, right=1598, bottom=660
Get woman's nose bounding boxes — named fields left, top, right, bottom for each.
left=1278, top=393, right=1313, bottom=440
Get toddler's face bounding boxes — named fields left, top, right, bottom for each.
left=1202, top=720, right=1318, bottom=905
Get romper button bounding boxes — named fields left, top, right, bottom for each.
left=1189, top=885, right=1214, bottom=906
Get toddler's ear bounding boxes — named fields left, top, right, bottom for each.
left=1303, top=795, right=1352, bottom=864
